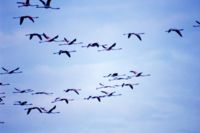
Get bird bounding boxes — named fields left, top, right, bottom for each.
left=13, top=16, right=39, bottom=25
left=193, top=20, right=200, bottom=27
left=123, top=32, right=145, bottom=41
left=53, top=50, right=76, bottom=58
left=13, top=88, right=34, bottom=94
left=81, top=43, right=107, bottom=48
left=100, top=91, right=122, bottom=97
left=24, top=106, right=43, bottom=115
left=59, top=38, right=83, bottom=46
left=0, top=67, right=22, bottom=75
left=96, top=83, right=119, bottom=90
left=103, top=73, right=126, bottom=78
left=17, top=0, right=38, bottom=8
left=98, top=43, right=122, bottom=52
left=37, top=0, right=60, bottom=10
left=130, top=71, right=151, bottom=77
left=41, top=105, right=60, bottom=114
left=51, top=97, right=74, bottom=104
left=31, top=92, right=53, bottom=95
left=84, top=96, right=92, bottom=100
left=14, top=101, right=32, bottom=106
left=25, top=33, right=45, bottom=40
left=108, top=76, right=132, bottom=81
left=0, top=96, right=6, bottom=102
left=39, top=35, right=59, bottom=43
left=122, top=83, right=139, bottom=90
left=0, top=82, right=10, bottom=86
left=166, top=28, right=184, bottom=37
left=64, top=89, right=81, bottom=95
left=91, top=96, right=105, bottom=102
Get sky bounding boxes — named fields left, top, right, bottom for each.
left=0, top=0, right=200, bottom=133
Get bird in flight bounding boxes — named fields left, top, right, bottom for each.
left=130, top=70, right=151, bottom=77
left=103, top=73, right=126, bottom=78
left=25, top=33, right=47, bottom=41
left=59, top=38, right=83, bottom=46
left=193, top=20, right=200, bottom=27
left=51, top=97, right=74, bottom=104
left=166, top=28, right=184, bottom=37
left=39, top=34, right=59, bottom=43
left=13, top=15, right=39, bottom=25
left=41, top=105, right=60, bottom=114
left=101, top=91, right=122, bottom=97
left=31, top=91, right=53, bottom=95
left=0, top=67, right=22, bottom=75
left=121, top=83, right=139, bottom=90
left=14, top=101, right=33, bottom=106
left=123, top=32, right=145, bottom=41
left=24, top=106, right=43, bottom=115
left=37, top=0, right=60, bottom=10
left=0, top=96, right=6, bottom=103
left=64, top=89, right=81, bottom=95
left=13, top=88, right=34, bottom=94
left=98, top=43, right=122, bottom=52
left=82, top=42, right=107, bottom=48
left=17, top=0, right=38, bottom=8
left=96, top=83, right=119, bottom=90
left=53, top=50, right=76, bottom=58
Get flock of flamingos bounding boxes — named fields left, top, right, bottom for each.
left=1, top=0, right=200, bottom=125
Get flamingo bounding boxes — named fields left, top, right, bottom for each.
left=37, top=0, right=60, bottom=10
left=14, top=101, right=32, bottom=106
left=31, top=92, right=53, bottom=95
left=24, top=106, right=43, bottom=115
left=103, top=73, right=126, bottom=78
left=123, top=32, right=145, bottom=41
left=122, top=83, right=139, bottom=90
left=53, top=50, right=76, bottom=58
left=25, top=33, right=45, bottom=40
left=17, top=0, right=38, bottom=8
left=41, top=105, right=60, bottom=114
left=0, top=67, right=22, bottom=74
left=100, top=91, right=122, bottom=97
left=98, top=43, right=122, bottom=52
left=39, top=35, right=59, bottom=43
left=108, top=76, right=132, bottom=81
left=13, top=88, right=33, bottom=94
left=59, top=38, right=83, bottom=46
left=64, top=89, right=81, bottom=95
left=193, top=20, right=200, bottom=27
left=91, top=96, right=105, bottom=102
left=130, top=71, right=151, bottom=77
left=96, top=83, right=119, bottom=90
left=13, top=16, right=39, bottom=25
left=51, top=97, right=74, bottom=104
left=81, top=43, right=107, bottom=48
left=166, top=28, right=184, bottom=37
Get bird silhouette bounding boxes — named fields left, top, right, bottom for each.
left=166, top=28, right=184, bottom=37
left=103, top=73, right=126, bottom=78
left=101, top=91, right=122, bottom=97
left=122, top=83, right=139, bottom=90
left=17, top=0, right=38, bottom=8
left=40, top=35, right=59, bottom=43
left=51, top=97, right=74, bottom=104
left=81, top=43, right=107, bottom=48
left=14, top=101, right=32, bottom=106
left=91, top=96, right=105, bottom=102
left=41, top=105, right=60, bottom=114
left=64, top=89, right=81, bottom=95
left=0, top=67, right=22, bottom=74
left=24, top=106, right=43, bottom=115
left=31, top=92, right=53, bottom=95
left=0, top=82, right=10, bottom=86
left=13, top=16, right=39, bottom=25
left=130, top=71, right=151, bottom=77
left=59, top=38, right=83, bottom=46
left=123, top=32, right=145, bottom=41
left=98, top=43, right=122, bottom=52
left=96, top=83, right=119, bottom=90
left=13, top=88, right=33, bottom=94
left=193, top=20, right=200, bottom=27
left=0, top=96, right=6, bottom=103
left=108, top=76, right=132, bottom=81
left=26, top=33, right=45, bottom=40
left=53, top=50, right=76, bottom=58
left=37, top=0, right=60, bottom=10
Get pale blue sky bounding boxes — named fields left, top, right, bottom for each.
left=1, top=0, right=200, bottom=133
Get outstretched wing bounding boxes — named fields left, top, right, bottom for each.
left=1, top=67, right=8, bottom=72
left=108, top=43, right=116, bottom=50
left=68, top=38, right=76, bottom=45
left=135, top=34, right=142, bottom=41
left=48, top=105, right=56, bottom=113
left=175, top=30, right=183, bottom=37
left=196, top=20, right=200, bottom=25
left=39, top=0, right=46, bottom=6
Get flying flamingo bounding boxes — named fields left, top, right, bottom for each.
left=41, top=105, right=60, bottom=114
left=130, top=70, right=151, bottom=77
left=96, top=83, right=119, bottom=90
left=17, top=0, right=38, bottom=8
left=0, top=67, right=22, bottom=75
left=103, top=73, right=126, bottom=78
left=100, top=91, right=122, bottom=97
left=37, top=0, right=60, bottom=10
left=31, top=91, right=53, bottom=95
left=14, top=101, right=33, bottom=106
left=53, top=50, right=76, bottom=58
left=123, top=32, right=145, bottom=41
left=81, top=43, right=107, bottom=48
left=13, top=88, right=33, bottom=94
left=13, top=15, right=39, bottom=25
left=25, top=33, right=46, bottom=41
left=121, top=83, right=139, bottom=90
left=24, top=106, right=43, bottom=115
left=59, top=38, right=83, bottom=46
left=98, top=43, right=122, bottom=52
left=64, top=89, right=81, bottom=95
left=166, top=28, right=184, bottom=37
left=51, top=97, right=74, bottom=104
left=39, top=34, right=59, bottom=43
left=0, top=82, right=10, bottom=86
